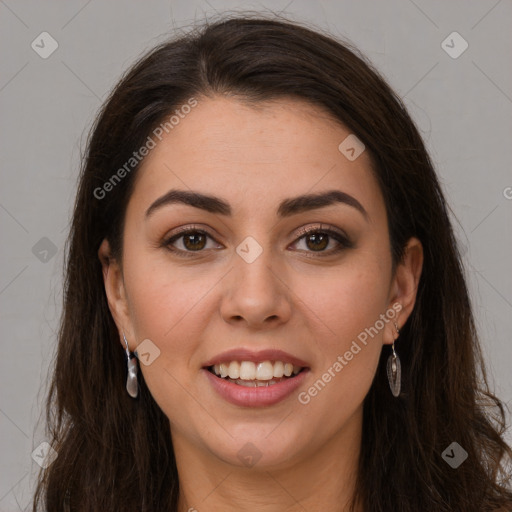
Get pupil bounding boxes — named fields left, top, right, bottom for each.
left=184, top=233, right=205, bottom=250
left=307, top=233, right=328, bottom=251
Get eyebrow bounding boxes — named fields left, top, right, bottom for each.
left=145, top=188, right=369, bottom=221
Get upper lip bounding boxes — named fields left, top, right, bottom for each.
left=202, top=348, right=310, bottom=368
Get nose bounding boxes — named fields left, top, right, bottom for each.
left=219, top=246, right=292, bottom=329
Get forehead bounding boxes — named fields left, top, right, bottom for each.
left=128, top=95, right=384, bottom=220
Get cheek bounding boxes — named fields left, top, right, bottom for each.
left=123, top=257, right=212, bottom=419
left=123, top=241, right=206, bottom=334
left=292, top=257, right=390, bottom=350
left=291, top=256, right=390, bottom=405
left=121, top=247, right=242, bottom=403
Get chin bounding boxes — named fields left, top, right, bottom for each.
left=196, top=421, right=311, bottom=470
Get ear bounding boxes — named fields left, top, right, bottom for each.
left=98, top=238, right=134, bottom=349
left=383, top=237, right=423, bottom=345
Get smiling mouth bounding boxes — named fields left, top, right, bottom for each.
left=206, top=360, right=307, bottom=387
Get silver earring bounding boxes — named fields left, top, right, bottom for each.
left=123, top=333, right=138, bottom=398
left=386, top=322, right=401, bottom=397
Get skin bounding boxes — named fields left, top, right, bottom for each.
left=99, top=96, right=423, bottom=512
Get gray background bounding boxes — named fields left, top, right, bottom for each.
left=1, top=0, right=511, bottom=510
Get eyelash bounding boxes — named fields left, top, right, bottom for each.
left=161, top=224, right=353, bottom=259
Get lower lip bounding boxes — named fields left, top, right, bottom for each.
left=203, top=368, right=309, bottom=407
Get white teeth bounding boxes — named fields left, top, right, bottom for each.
left=239, top=361, right=256, bottom=380
left=219, top=363, right=229, bottom=378
left=210, top=360, right=304, bottom=380
left=273, top=361, right=284, bottom=378
left=228, top=361, right=240, bottom=379
left=229, top=378, right=281, bottom=387
left=256, top=361, right=274, bottom=380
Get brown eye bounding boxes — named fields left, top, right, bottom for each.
left=292, top=227, right=353, bottom=256
left=304, top=232, right=329, bottom=251
left=182, top=232, right=207, bottom=251
left=163, top=228, right=220, bottom=257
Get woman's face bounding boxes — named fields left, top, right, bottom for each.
left=101, top=96, right=421, bottom=471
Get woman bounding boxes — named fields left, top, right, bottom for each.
left=33, top=15, right=512, bottom=512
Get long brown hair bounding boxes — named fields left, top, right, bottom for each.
left=33, top=14, right=512, bottom=511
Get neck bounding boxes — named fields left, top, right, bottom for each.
left=173, top=407, right=364, bottom=512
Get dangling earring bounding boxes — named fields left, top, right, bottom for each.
left=123, top=333, right=138, bottom=398
left=386, top=322, right=401, bottom=397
